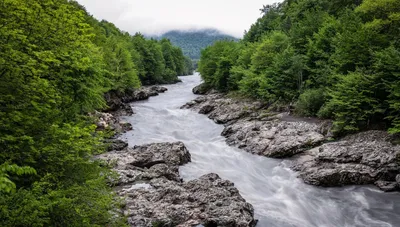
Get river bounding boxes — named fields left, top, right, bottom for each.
left=120, top=74, right=400, bottom=227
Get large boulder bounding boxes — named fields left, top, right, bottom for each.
left=106, top=139, right=128, bottom=152
left=293, top=131, right=400, bottom=188
left=99, top=142, right=191, bottom=172
left=192, top=83, right=210, bottom=95
left=222, top=119, right=325, bottom=158
left=182, top=93, right=262, bottom=124
left=125, top=174, right=257, bottom=227
left=97, top=142, right=256, bottom=226
left=98, top=142, right=191, bottom=185
left=91, top=111, right=134, bottom=135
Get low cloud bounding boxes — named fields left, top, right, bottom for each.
left=76, top=0, right=281, bottom=38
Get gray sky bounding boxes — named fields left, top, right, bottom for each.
left=76, top=0, right=281, bottom=38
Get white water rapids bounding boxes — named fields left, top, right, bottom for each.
left=120, top=74, right=400, bottom=227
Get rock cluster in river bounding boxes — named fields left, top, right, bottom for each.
left=292, top=131, right=400, bottom=191
left=182, top=83, right=400, bottom=191
left=182, top=93, right=327, bottom=158
left=104, top=86, right=168, bottom=116
left=97, top=142, right=257, bottom=227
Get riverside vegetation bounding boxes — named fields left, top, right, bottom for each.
left=2, top=0, right=400, bottom=226
left=0, top=0, right=193, bottom=226
left=191, top=0, right=400, bottom=193
left=198, top=0, right=400, bottom=136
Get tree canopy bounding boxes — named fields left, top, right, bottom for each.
left=0, top=0, right=192, bottom=225
left=198, top=0, right=400, bottom=136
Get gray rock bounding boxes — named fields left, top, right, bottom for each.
left=150, top=86, right=168, bottom=94
left=375, top=181, right=399, bottom=192
left=192, top=83, right=210, bottom=95
left=120, top=121, right=133, bottom=132
left=222, top=119, right=325, bottom=158
left=183, top=93, right=261, bottom=124
left=99, top=142, right=191, bottom=171
left=104, top=86, right=168, bottom=113
left=107, top=139, right=128, bottom=152
left=130, top=142, right=191, bottom=168
left=293, top=131, right=400, bottom=188
left=97, top=142, right=256, bottom=226
left=183, top=91, right=400, bottom=192
left=181, top=97, right=208, bottom=109
left=92, top=111, right=135, bottom=135
left=125, top=174, right=257, bottom=227
left=182, top=94, right=325, bottom=158
left=92, top=111, right=120, bottom=131
left=130, top=86, right=168, bottom=101
left=199, top=104, right=214, bottom=114
left=113, top=164, right=181, bottom=185
left=97, top=142, right=191, bottom=185
left=397, top=174, right=400, bottom=185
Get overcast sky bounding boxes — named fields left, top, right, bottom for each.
left=76, top=0, right=281, bottom=38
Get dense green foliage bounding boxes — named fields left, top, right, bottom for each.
left=160, top=29, right=238, bottom=60
left=0, top=0, right=191, bottom=226
left=198, top=0, right=400, bottom=135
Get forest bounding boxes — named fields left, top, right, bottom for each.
left=0, top=0, right=192, bottom=226
left=198, top=0, right=400, bottom=136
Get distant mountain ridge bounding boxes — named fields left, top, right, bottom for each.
left=157, top=29, right=238, bottom=60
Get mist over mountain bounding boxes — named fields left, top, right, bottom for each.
left=157, top=29, right=238, bottom=60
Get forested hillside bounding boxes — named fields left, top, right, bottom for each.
left=0, top=0, right=192, bottom=225
left=160, top=29, right=237, bottom=60
left=199, top=0, right=400, bottom=136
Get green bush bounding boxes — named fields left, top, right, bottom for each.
left=318, top=73, right=383, bottom=135
left=295, top=88, right=326, bottom=117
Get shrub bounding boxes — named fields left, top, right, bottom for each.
left=295, top=88, right=326, bottom=117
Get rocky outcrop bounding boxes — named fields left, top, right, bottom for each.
left=97, top=142, right=256, bottom=227
left=106, top=139, right=129, bottom=152
left=92, top=85, right=167, bottom=139
left=91, top=111, right=133, bottom=137
left=182, top=94, right=327, bottom=158
left=125, top=174, right=256, bottom=227
left=292, top=131, right=400, bottom=190
left=192, top=82, right=211, bottom=95
left=98, top=142, right=191, bottom=184
left=182, top=94, right=263, bottom=124
left=104, top=86, right=168, bottom=116
left=183, top=90, right=400, bottom=192
left=222, top=119, right=325, bottom=158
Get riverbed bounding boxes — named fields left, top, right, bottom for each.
left=120, top=74, right=400, bottom=227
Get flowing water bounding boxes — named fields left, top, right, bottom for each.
left=120, top=74, right=400, bottom=227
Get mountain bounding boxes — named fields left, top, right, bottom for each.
left=159, top=29, right=238, bottom=60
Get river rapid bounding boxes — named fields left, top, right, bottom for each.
left=120, top=74, right=400, bottom=227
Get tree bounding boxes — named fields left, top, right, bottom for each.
left=198, top=40, right=240, bottom=91
left=199, top=0, right=400, bottom=136
left=318, top=72, right=383, bottom=135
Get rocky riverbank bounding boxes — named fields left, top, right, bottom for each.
left=94, top=86, right=257, bottom=227
left=97, top=142, right=257, bottom=227
left=92, top=86, right=170, bottom=140
left=182, top=83, right=400, bottom=192
left=104, top=86, right=169, bottom=116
